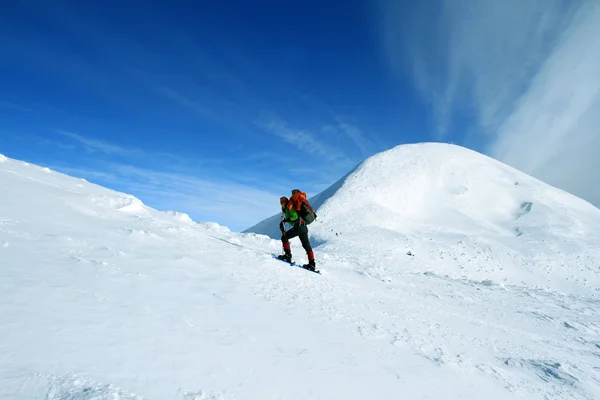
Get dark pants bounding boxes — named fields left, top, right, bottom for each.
left=282, top=224, right=314, bottom=260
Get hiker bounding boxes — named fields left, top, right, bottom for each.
left=277, top=189, right=317, bottom=271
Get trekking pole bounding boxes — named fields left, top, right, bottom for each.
left=280, top=215, right=287, bottom=236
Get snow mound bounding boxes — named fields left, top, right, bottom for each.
left=247, top=143, right=599, bottom=237
left=197, top=221, right=232, bottom=235
left=246, top=143, right=600, bottom=295
left=87, top=194, right=149, bottom=215
left=0, top=154, right=7, bottom=163
left=314, top=143, right=598, bottom=231
left=164, top=210, right=195, bottom=224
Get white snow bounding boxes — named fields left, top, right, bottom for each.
left=164, top=211, right=195, bottom=225
left=2, top=143, right=600, bottom=399
left=248, top=143, right=600, bottom=297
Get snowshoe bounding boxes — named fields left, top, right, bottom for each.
left=277, top=251, right=292, bottom=263
left=272, top=254, right=320, bottom=274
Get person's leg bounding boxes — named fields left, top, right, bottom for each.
left=297, top=225, right=315, bottom=269
left=278, top=227, right=299, bottom=262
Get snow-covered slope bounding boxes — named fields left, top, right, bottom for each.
left=246, top=143, right=600, bottom=296
left=2, top=149, right=600, bottom=400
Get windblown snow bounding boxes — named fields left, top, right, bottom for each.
left=247, top=143, right=600, bottom=296
left=1, top=144, right=600, bottom=400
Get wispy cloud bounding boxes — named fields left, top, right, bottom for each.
left=47, top=125, right=356, bottom=229
left=50, top=165, right=118, bottom=183
left=382, top=0, right=577, bottom=138
left=54, top=129, right=144, bottom=157
left=53, top=130, right=186, bottom=163
left=256, top=116, right=348, bottom=162
left=45, top=132, right=290, bottom=230
left=131, top=36, right=381, bottom=169
left=59, top=162, right=282, bottom=231
left=381, top=0, right=600, bottom=208
left=37, top=137, right=77, bottom=151
left=0, top=101, right=36, bottom=113
left=151, top=84, right=227, bottom=122
left=253, top=115, right=373, bottom=195
left=321, top=119, right=372, bottom=156
left=2, top=2, right=384, bottom=227
left=126, top=29, right=381, bottom=192
left=489, top=2, right=600, bottom=207
left=293, top=92, right=383, bottom=157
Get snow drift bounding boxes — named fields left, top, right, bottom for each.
left=2, top=147, right=600, bottom=400
left=245, top=143, right=600, bottom=296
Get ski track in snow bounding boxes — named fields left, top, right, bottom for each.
left=1, top=149, right=600, bottom=399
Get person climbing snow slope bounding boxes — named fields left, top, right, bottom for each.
left=277, top=189, right=317, bottom=271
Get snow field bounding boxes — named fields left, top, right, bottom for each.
left=1, top=146, right=600, bottom=399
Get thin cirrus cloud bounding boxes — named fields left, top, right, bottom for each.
left=256, top=117, right=347, bottom=161
left=43, top=6, right=376, bottom=192
left=381, top=0, right=600, bottom=209
left=254, top=115, right=369, bottom=187
left=54, top=162, right=282, bottom=231
left=53, top=129, right=192, bottom=166
left=106, top=164, right=283, bottom=229
left=147, top=78, right=368, bottom=187
left=490, top=2, right=600, bottom=208
left=49, top=132, right=284, bottom=231
left=54, top=129, right=144, bottom=157
left=0, top=100, right=37, bottom=113
left=256, top=115, right=374, bottom=164
left=2, top=2, right=384, bottom=227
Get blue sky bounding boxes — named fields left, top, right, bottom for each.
left=2, top=0, right=600, bottom=231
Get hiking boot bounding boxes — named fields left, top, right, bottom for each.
left=277, top=250, right=292, bottom=263
left=303, top=259, right=316, bottom=271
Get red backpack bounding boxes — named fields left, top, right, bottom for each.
left=290, top=189, right=317, bottom=224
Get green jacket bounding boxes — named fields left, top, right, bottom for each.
left=282, top=206, right=299, bottom=226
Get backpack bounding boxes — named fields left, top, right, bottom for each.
left=290, top=189, right=317, bottom=225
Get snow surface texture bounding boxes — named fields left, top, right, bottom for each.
left=247, top=143, right=600, bottom=297
left=1, top=145, right=600, bottom=399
